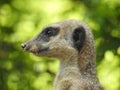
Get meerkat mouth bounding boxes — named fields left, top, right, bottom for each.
left=38, top=48, right=49, bottom=53
left=32, top=47, right=49, bottom=56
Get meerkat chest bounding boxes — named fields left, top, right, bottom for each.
left=54, top=72, right=85, bottom=90
left=54, top=68, right=81, bottom=86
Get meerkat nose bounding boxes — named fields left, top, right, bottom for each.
left=21, top=43, right=26, bottom=49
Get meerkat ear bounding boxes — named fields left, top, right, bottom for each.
left=72, top=26, right=86, bottom=52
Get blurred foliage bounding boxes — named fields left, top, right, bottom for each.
left=0, top=0, right=120, bottom=90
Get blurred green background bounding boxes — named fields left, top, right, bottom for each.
left=0, top=0, right=120, bottom=90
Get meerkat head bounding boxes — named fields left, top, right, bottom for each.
left=21, top=20, right=93, bottom=60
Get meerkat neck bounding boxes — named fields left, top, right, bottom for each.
left=76, top=34, right=97, bottom=77
left=80, top=59, right=97, bottom=76
left=58, top=55, right=79, bottom=74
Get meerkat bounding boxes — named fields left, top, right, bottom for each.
left=21, top=20, right=103, bottom=90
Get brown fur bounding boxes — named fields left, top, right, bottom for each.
left=22, top=20, right=103, bottom=90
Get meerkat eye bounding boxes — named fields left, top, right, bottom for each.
left=45, top=29, right=52, bottom=36
left=44, top=27, right=59, bottom=37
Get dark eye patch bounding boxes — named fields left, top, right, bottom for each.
left=42, top=27, right=60, bottom=37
